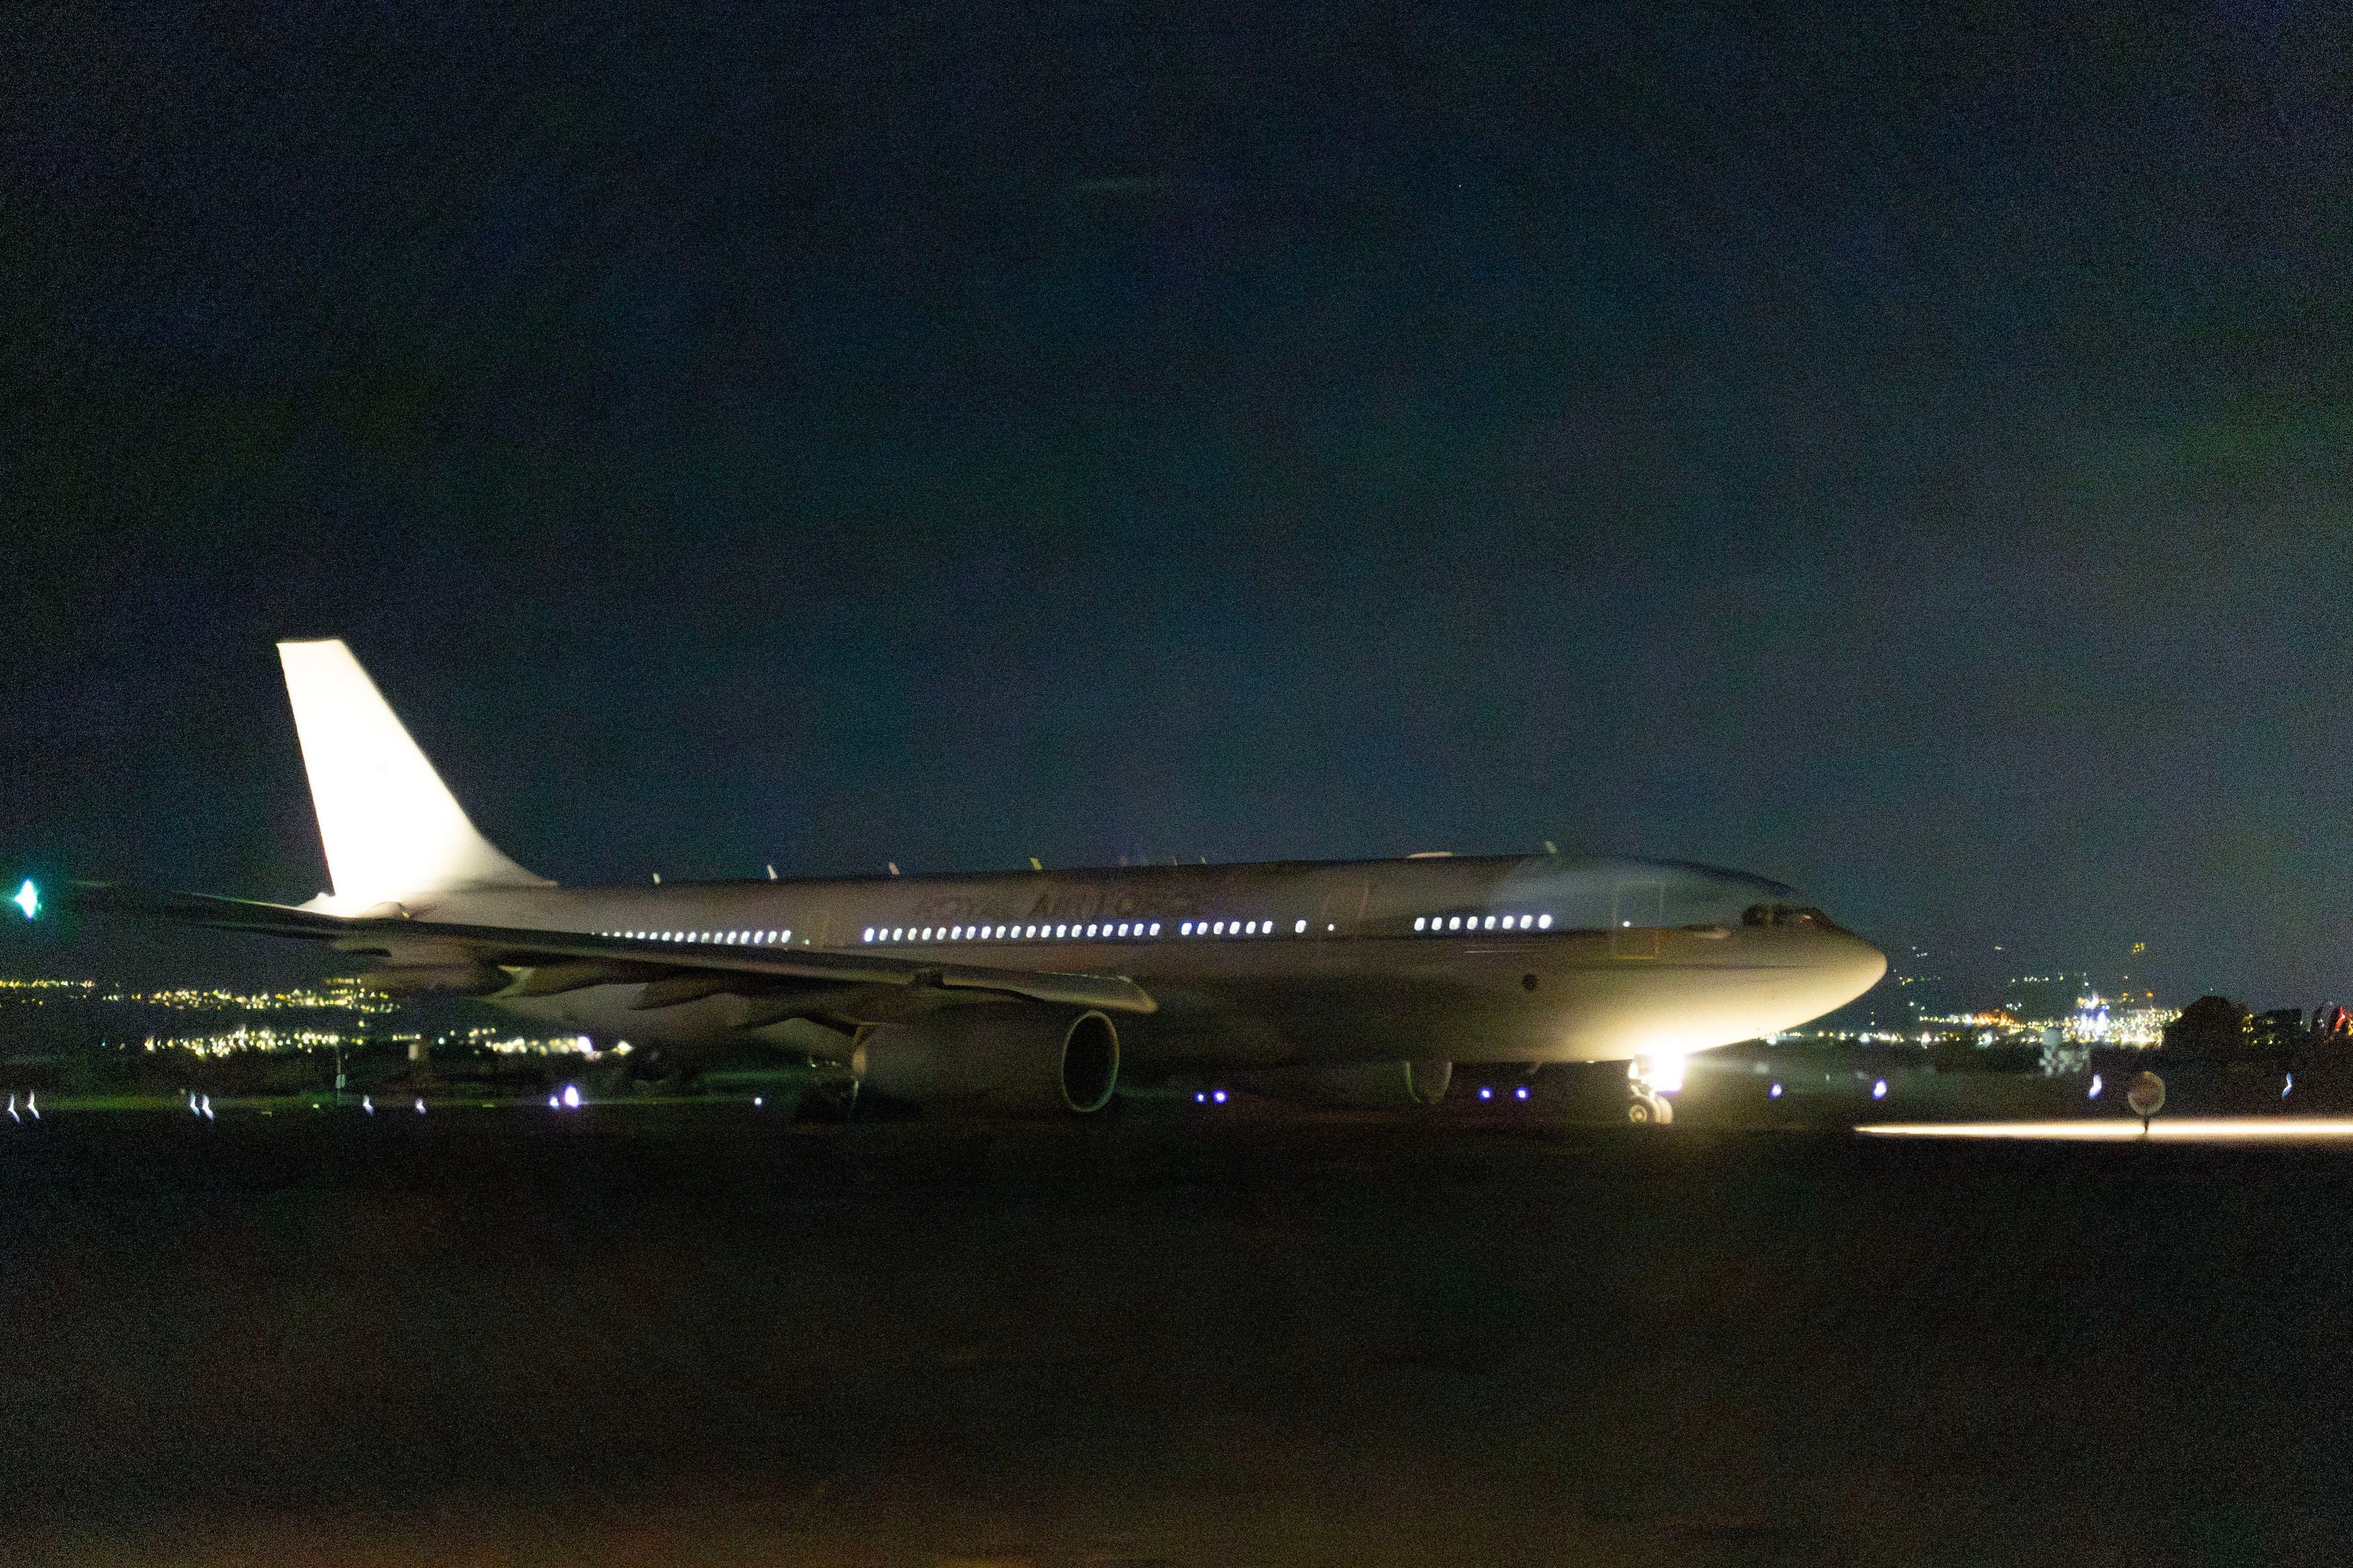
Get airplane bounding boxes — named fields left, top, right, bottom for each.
left=35, top=638, right=1886, bottom=1122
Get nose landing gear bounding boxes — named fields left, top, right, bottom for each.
left=1626, top=1058, right=1677, bottom=1125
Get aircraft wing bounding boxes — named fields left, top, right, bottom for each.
left=67, top=882, right=1157, bottom=1016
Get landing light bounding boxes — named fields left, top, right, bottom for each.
left=1632, top=1052, right=1687, bottom=1095
left=561, top=1083, right=581, bottom=1109
left=1872, top=1079, right=1888, bottom=1100
left=11, top=880, right=36, bottom=920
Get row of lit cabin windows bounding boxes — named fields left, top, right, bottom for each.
left=859, top=914, right=1557, bottom=944
left=1417, top=913, right=1554, bottom=932
left=592, top=914, right=1562, bottom=948
left=859, top=918, right=1288, bottom=944
left=599, top=929, right=793, bottom=944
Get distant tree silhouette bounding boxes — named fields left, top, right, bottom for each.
left=2163, top=995, right=2249, bottom=1058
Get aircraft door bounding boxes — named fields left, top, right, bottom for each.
left=1611, top=881, right=1663, bottom=958
left=1316, top=876, right=1367, bottom=936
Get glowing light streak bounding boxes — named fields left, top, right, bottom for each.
left=1860, top=1120, right=2353, bottom=1142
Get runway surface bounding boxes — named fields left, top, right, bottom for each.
left=2, top=1105, right=2349, bottom=1566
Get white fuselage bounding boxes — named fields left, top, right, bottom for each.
left=413, top=854, right=1886, bottom=1073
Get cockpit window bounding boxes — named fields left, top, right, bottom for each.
left=1742, top=903, right=1836, bottom=930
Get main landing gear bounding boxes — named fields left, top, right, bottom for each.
left=1626, top=1058, right=1675, bottom=1125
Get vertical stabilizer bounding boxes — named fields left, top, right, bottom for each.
left=277, top=639, right=551, bottom=909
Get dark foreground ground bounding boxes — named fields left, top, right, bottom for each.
left=1, top=1106, right=2348, bottom=1567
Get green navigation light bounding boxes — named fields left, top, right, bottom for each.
left=12, top=880, right=38, bottom=920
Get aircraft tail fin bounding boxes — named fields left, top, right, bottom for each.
left=276, top=639, right=552, bottom=909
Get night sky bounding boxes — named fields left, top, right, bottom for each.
left=3, top=3, right=2348, bottom=1007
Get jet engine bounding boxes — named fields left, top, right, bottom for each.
left=850, top=1005, right=1121, bottom=1114
left=1232, top=1057, right=1451, bottom=1109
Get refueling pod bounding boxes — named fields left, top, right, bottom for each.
left=851, top=1005, right=1121, bottom=1114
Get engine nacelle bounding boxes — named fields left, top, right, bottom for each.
left=850, top=1005, right=1121, bottom=1114
left=1232, top=1057, right=1451, bottom=1110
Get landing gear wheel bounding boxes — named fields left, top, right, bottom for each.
left=795, top=1076, right=861, bottom=1123
left=1627, top=1093, right=1672, bottom=1126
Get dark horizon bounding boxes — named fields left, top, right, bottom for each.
left=4, top=3, right=2349, bottom=1008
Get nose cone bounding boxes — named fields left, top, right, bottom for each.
left=1826, top=931, right=1890, bottom=1011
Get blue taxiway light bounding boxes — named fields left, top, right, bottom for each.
left=12, top=880, right=37, bottom=920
